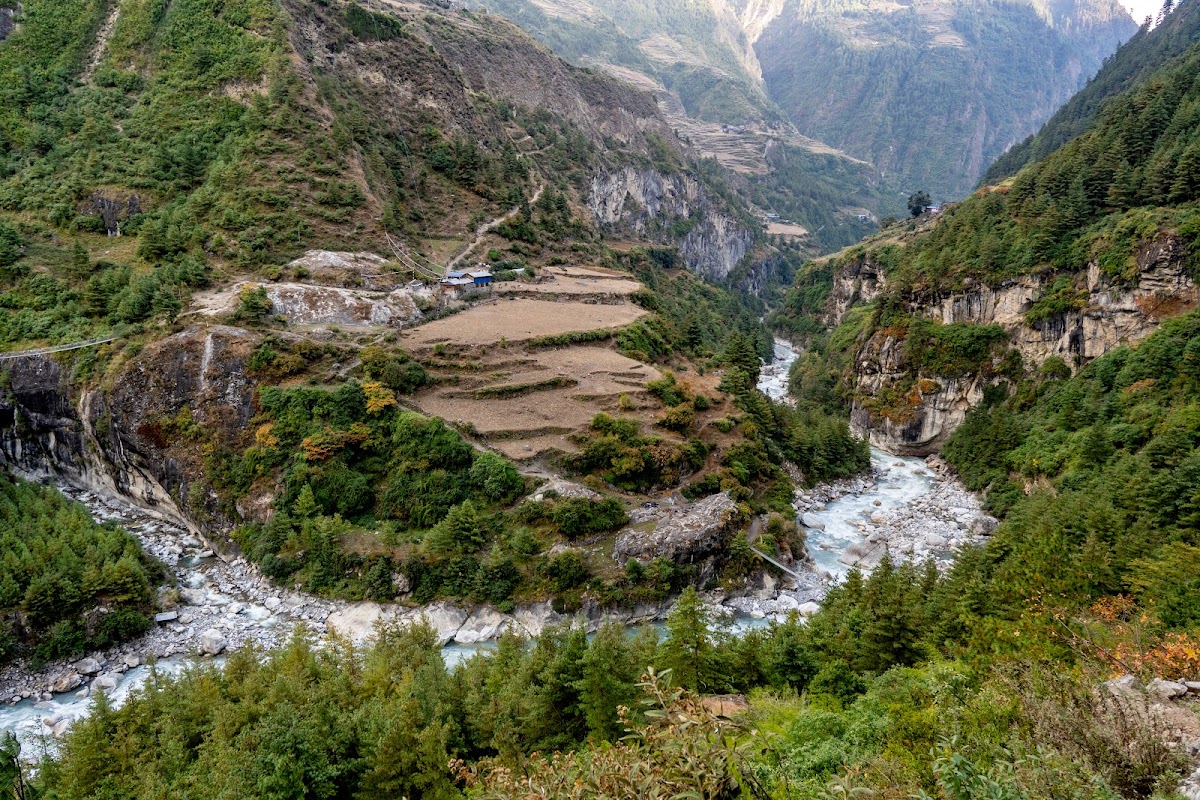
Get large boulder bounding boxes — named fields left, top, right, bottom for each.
left=969, top=514, right=1000, bottom=536
left=51, top=673, right=83, bottom=694
left=1147, top=678, right=1189, bottom=701
left=74, top=657, right=102, bottom=676
left=326, top=602, right=390, bottom=646
left=91, top=673, right=122, bottom=693
left=613, top=492, right=741, bottom=565
left=198, top=628, right=228, bottom=656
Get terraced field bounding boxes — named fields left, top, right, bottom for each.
left=400, top=266, right=663, bottom=461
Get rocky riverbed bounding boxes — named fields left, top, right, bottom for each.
left=0, top=336, right=995, bottom=747
left=796, top=452, right=996, bottom=577
left=0, top=485, right=339, bottom=709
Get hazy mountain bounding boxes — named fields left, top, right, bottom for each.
left=754, top=0, right=1137, bottom=201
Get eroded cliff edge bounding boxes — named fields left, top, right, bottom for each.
left=830, top=233, right=1198, bottom=454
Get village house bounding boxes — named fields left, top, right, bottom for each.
left=437, top=266, right=493, bottom=299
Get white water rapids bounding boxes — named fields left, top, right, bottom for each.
left=0, top=337, right=971, bottom=753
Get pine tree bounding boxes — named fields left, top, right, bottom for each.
left=574, top=623, right=638, bottom=741
left=1169, top=140, right=1200, bottom=203
left=69, top=241, right=90, bottom=278
left=151, top=285, right=182, bottom=321
left=294, top=484, right=320, bottom=518
left=721, top=331, right=761, bottom=385
left=661, top=587, right=726, bottom=692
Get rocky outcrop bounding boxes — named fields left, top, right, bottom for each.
left=613, top=492, right=742, bottom=565
left=826, top=251, right=887, bottom=327
left=263, top=283, right=421, bottom=328
left=0, top=7, right=14, bottom=43
left=588, top=167, right=753, bottom=281
left=285, top=250, right=400, bottom=290
left=0, top=325, right=265, bottom=537
left=844, top=233, right=1198, bottom=454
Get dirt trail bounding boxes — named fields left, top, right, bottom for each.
left=83, top=2, right=121, bottom=84
left=446, top=182, right=545, bottom=270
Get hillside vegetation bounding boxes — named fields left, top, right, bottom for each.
left=986, top=0, right=1200, bottom=182
left=0, top=0, right=756, bottom=348
left=0, top=474, right=162, bottom=664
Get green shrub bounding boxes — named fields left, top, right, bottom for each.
left=550, top=497, right=629, bottom=539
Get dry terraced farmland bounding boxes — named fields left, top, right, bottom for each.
left=401, top=266, right=664, bottom=461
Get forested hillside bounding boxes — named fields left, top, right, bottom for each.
left=0, top=474, right=162, bottom=664
left=775, top=0, right=1200, bottom=453
left=987, top=0, right=1200, bottom=182
left=0, top=0, right=787, bottom=349
left=755, top=0, right=1136, bottom=200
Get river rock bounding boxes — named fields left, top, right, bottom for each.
left=613, top=492, right=741, bottom=564
left=122, top=654, right=141, bottom=669
left=326, top=602, right=388, bottom=645
left=91, top=673, right=121, bottom=693
left=969, top=514, right=999, bottom=536
left=838, top=541, right=884, bottom=570
left=75, top=657, right=102, bottom=676
left=455, top=608, right=511, bottom=644
left=801, top=513, right=825, bottom=530
left=154, top=611, right=179, bottom=623
left=244, top=604, right=272, bottom=621
left=179, top=588, right=207, bottom=606
left=798, top=602, right=821, bottom=616
left=198, top=628, right=228, bottom=656
left=51, top=673, right=83, bottom=693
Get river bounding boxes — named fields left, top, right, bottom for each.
left=0, top=337, right=986, bottom=752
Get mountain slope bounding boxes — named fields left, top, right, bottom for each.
left=779, top=0, right=1200, bottom=455
left=479, top=0, right=884, bottom=252
left=0, top=0, right=776, bottom=348
left=755, top=0, right=1137, bottom=201
left=986, top=0, right=1200, bottom=182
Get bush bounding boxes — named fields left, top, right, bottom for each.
left=468, top=452, right=525, bottom=504
left=550, top=497, right=629, bottom=539
left=541, top=550, right=590, bottom=592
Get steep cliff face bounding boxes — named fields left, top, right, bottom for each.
left=588, top=166, right=754, bottom=281
left=0, top=7, right=14, bottom=42
left=844, top=234, right=1198, bottom=454
left=0, top=326, right=265, bottom=540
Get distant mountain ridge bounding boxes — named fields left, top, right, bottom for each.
left=481, top=0, right=1136, bottom=242
left=754, top=0, right=1137, bottom=201
left=986, top=0, right=1200, bottom=183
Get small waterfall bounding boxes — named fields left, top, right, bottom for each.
left=198, top=332, right=214, bottom=394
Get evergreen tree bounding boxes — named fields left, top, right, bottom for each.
left=721, top=330, right=761, bottom=385
left=907, top=190, right=931, bottom=217
left=574, top=623, right=638, bottom=741
left=661, top=587, right=726, bottom=692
